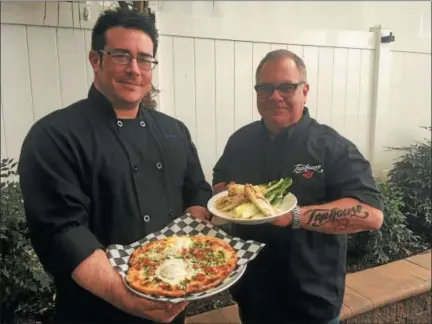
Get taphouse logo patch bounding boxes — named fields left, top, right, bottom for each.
left=293, top=164, right=323, bottom=179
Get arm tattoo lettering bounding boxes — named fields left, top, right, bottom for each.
left=305, top=205, right=369, bottom=229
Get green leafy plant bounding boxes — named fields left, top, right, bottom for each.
left=348, top=181, right=427, bottom=267
left=0, top=158, right=55, bottom=324
left=387, top=126, right=431, bottom=242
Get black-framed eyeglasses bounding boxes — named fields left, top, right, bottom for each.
left=254, top=82, right=305, bottom=97
left=99, top=49, right=158, bottom=70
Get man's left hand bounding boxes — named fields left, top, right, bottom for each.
left=272, top=212, right=293, bottom=227
left=185, top=206, right=211, bottom=221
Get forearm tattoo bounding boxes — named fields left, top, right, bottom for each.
left=305, top=205, right=369, bottom=231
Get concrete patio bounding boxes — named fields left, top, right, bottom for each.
left=186, top=251, right=431, bottom=323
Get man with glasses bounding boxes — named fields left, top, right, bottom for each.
left=212, top=50, right=384, bottom=324
left=18, top=8, right=211, bottom=324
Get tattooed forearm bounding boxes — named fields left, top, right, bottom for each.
left=272, top=198, right=383, bottom=233
left=305, top=205, right=369, bottom=232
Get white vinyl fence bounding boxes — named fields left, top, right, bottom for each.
left=1, top=2, right=430, bottom=181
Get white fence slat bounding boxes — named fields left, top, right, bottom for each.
left=84, top=30, right=93, bottom=89
left=316, top=47, right=334, bottom=125
left=0, top=25, right=34, bottom=160
left=387, top=51, right=406, bottom=151
left=158, top=35, right=175, bottom=116
left=194, top=38, right=217, bottom=181
left=172, top=37, right=197, bottom=143
left=303, top=46, right=319, bottom=118
left=152, top=45, right=160, bottom=109
left=215, top=40, right=235, bottom=157
left=389, top=51, right=406, bottom=118
left=252, top=43, right=271, bottom=121
left=56, top=28, right=89, bottom=107
left=407, top=53, right=431, bottom=123
left=358, top=49, right=374, bottom=159
left=288, top=45, right=304, bottom=58
left=234, top=41, right=253, bottom=130
left=417, top=54, right=431, bottom=117
left=27, top=26, right=62, bottom=121
left=57, top=2, right=75, bottom=28
left=344, top=49, right=362, bottom=146
left=1, top=2, right=47, bottom=26
left=330, top=48, right=348, bottom=136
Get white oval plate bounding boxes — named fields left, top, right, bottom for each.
left=208, top=191, right=298, bottom=225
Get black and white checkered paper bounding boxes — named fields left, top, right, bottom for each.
left=106, top=213, right=266, bottom=303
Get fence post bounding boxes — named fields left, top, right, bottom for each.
left=148, top=1, right=161, bottom=111
left=368, top=25, right=394, bottom=179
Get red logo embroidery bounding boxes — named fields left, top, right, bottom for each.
left=302, top=170, right=313, bottom=178
left=293, top=164, right=324, bottom=179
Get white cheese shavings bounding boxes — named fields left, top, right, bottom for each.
left=165, top=236, right=193, bottom=256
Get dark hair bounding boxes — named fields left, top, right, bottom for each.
left=255, top=49, right=307, bottom=82
left=92, top=7, right=160, bottom=110
left=91, top=7, right=159, bottom=57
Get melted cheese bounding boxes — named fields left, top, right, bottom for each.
left=149, top=237, right=207, bottom=286
left=173, top=236, right=193, bottom=251
left=154, top=256, right=203, bottom=286
left=165, top=236, right=193, bottom=256
left=155, top=258, right=189, bottom=285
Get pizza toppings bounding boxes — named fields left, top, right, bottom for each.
left=125, top=235, right=238, bottom=297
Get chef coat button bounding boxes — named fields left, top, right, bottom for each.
left=140, top=120, right=146, bottom=127
left=156, top=162, right=163, bottom=170
left=133, top=165, right=139, bottom=172
left=117, top=120, right=123, bottom=127
left=143, top=215, right=151, bottom=222
left=168, top=209, right=173, bottom=216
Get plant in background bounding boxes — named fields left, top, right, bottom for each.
left=387, top=126, right=431, bottom=243
left=0, top=158, right=55, bottom=324
left=348, top=181, right=427, bottom=266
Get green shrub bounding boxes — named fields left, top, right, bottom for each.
left=387, top=126, right=431, bottom=242
left=348, top=181, right=427, bottom=266
left=0, top=158, right=55, bottom=324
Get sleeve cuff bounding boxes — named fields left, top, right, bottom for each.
left=48, top=226, right=104, bottom=276
left=187, top=190, right=212, bottom=209
left=212, top=173, right=228, bottom=187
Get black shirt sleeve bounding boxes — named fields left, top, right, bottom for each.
left=212, top=136, right=236, bottom=187
left=213, top=157, right=227, bottom=187
left=326, top=143, right=384, bottom=211
left=180, top=123, right=213, bottom=209
left=18, top=122, right=103, bottom=277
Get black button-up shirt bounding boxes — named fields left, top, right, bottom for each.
left=18, top=85, right=212, bottom=323
left=213, top=108, right=383, bottom=323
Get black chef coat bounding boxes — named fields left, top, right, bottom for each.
left=213, top=107, right=383, bottom=324
left=18, top=85, right=212, bottom=323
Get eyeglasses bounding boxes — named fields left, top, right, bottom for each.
left=254, top=82, right=305, bottom=97
left=100, top=49, right=158, bottom=70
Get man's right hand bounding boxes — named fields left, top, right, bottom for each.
left=72, top=249, right=188, bottom=323
left=213, top=182, right=227, bottom=195
left=127, top=296, right=188, bottom=323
